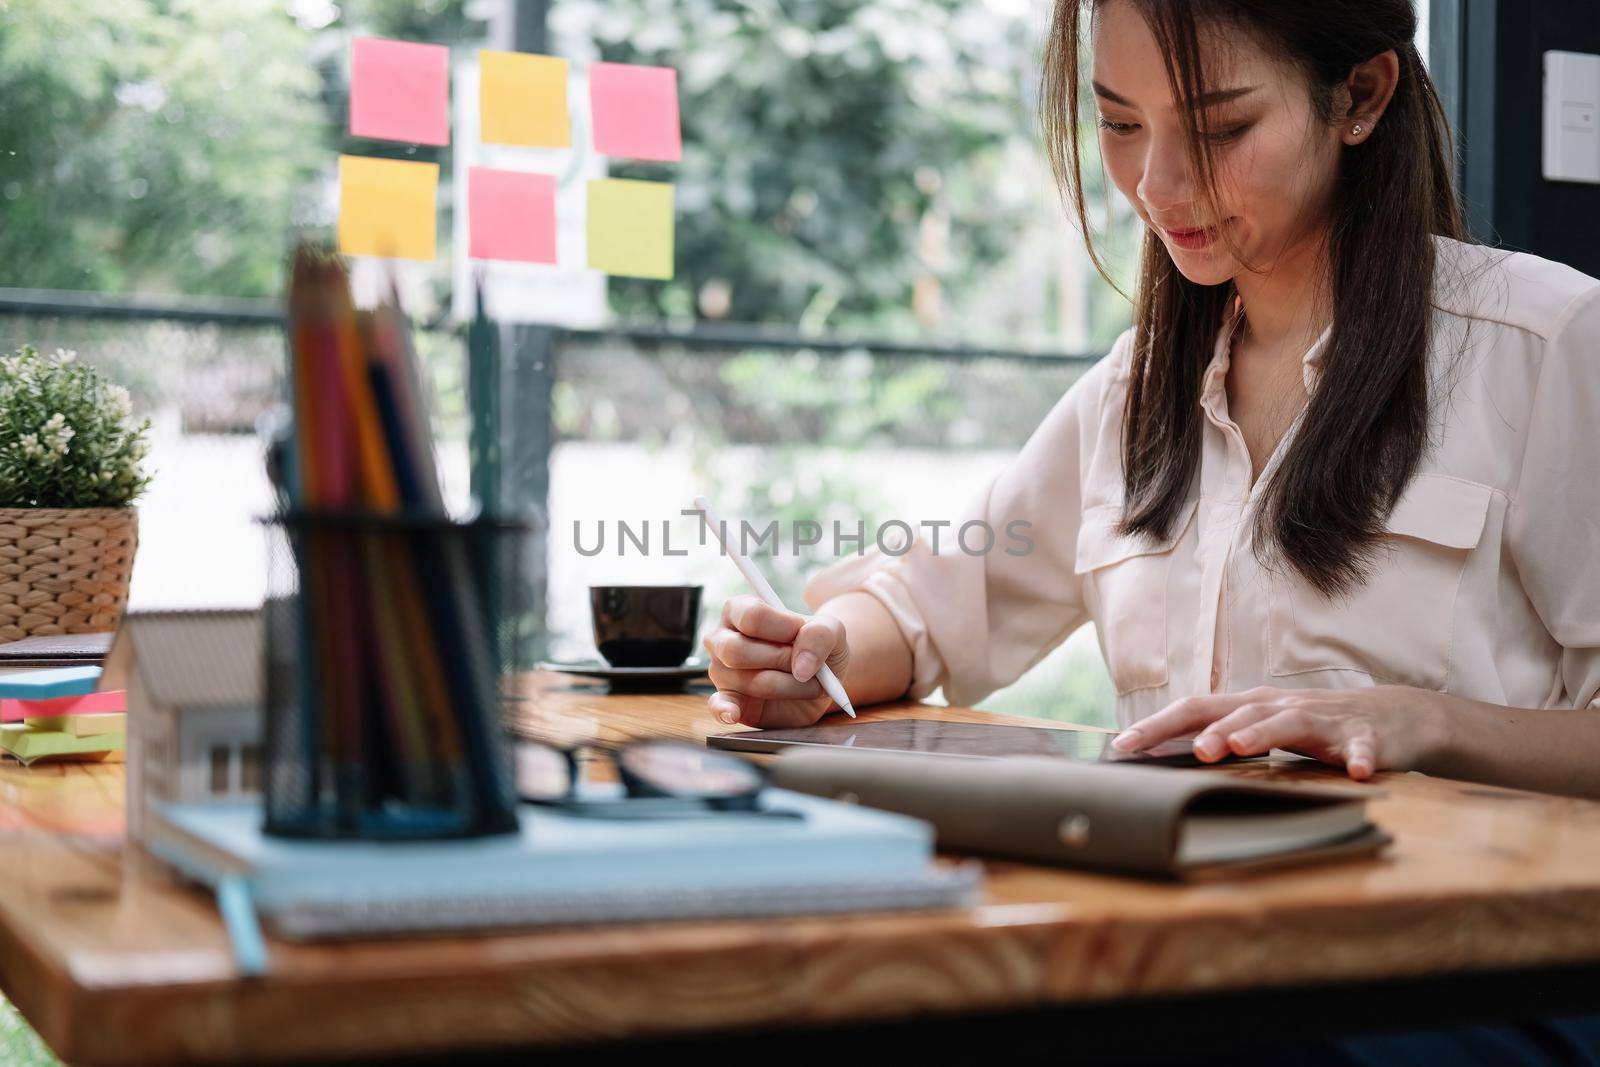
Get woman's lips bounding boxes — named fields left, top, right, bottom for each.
left=1162, top=219, right=1231, bottom=250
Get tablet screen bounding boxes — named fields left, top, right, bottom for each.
left=707, top=718, right=1224, bottom=765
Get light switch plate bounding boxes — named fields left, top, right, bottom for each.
left=1543, top=51, right=1600, bottom=184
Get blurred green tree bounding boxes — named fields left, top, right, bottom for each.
left=553, top=0, right=1037, bottom=334
left=0, top=0, right=1132, bottom=346
left=0, top=0, right=324, bottom=296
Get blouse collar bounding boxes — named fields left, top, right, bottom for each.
left=1203, top=292, right=1334, bottom=403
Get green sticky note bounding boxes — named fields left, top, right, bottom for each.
left=0, top=723, right=124, bottom=765
left=586, top=178, right=674, bottom=280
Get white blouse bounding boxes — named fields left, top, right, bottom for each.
left=802, top=235, right=1600, bottom=728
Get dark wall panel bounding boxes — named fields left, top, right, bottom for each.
left=1454, top=0, right=1600, bottom=275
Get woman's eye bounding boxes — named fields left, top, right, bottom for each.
left=1095, top=117, right=1249, bottom=144
left=1203, top=124, right=1251, bottom=144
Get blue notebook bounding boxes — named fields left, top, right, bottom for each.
left=146, top=790, right=982, bottom=967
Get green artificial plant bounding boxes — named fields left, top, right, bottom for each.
left=0, top=346, right=152, bottom=508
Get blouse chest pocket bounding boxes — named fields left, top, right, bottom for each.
left=1267, top=473, right=1496, bottom=692
left=1074, top=499, right=1198, bottom=695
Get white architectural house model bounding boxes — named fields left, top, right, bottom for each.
left=101, top=609, right=263, bottom=841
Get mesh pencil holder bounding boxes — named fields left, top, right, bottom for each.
left=260, top=510, right=538, bottom=840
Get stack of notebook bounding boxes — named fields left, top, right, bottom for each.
left=0, top=666, right=126, bottom=765
left=145, top=787, right=982, bottom=974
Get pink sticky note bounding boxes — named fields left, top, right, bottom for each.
left=468, top=167, right=557, bottom=264
left=350, top=37, right=450, bottom=146
left=589, top=62, right=682, bottom=162
left=2, top=689, right=126, bottom=723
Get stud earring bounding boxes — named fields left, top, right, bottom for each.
left=1351, top=123, right=1364, bottom=137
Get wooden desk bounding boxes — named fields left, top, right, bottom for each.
left=3, top=673, right=1600, bottom=1065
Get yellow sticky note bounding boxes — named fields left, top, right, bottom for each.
left=23, top=713, right=125, bottom=737
left=480, top=51, right=570, bottom=148
left=337, top=155, right=438, bottom=261
left=586, top=178, right=674, bottom=280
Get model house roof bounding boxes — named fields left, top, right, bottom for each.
left=106, top=609, right=262, bottom=709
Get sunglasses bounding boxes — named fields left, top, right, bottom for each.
left=514, top=738, right=801, bottom=820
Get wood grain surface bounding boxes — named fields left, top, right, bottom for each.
left=1, top=671, right=1599, bottom=1065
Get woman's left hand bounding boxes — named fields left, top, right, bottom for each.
left=1111, top=684, right=1450, bottom=780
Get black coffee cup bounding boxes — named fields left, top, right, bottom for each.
left=590, top=585, right=704, bottom=667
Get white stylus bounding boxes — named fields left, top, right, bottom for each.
left=694, top=495, right=856, bottom=718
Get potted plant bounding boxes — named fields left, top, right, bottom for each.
left=0, top=345, right=151, bottom=642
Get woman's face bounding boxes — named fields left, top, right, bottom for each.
left=1090, top=0, right=1341, bottom=286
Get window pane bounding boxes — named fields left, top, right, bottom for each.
left=240, top=743, right=263, bottom=793
left=1, top=3, right=1130, bottom=708
left=208, top=744, right=232, bottom=795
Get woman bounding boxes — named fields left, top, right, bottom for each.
left=703, top=0, right=1600, bottom=800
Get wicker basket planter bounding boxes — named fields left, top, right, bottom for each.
left=0, top=508, right=138, bottom=642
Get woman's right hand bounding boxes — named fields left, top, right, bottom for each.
left=703, top=594, right=850, bottom=728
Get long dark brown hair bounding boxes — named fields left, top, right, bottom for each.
left=1042, top=0, right=1470, bottom=597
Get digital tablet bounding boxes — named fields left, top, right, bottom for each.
left=707, top=718, right=1247, bottom=766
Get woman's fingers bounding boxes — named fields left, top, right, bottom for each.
left=1227, top=707, right=1379, bottom=778
left=707, top=661, right=823, bottom=702
left=1192, top=702, right=1277, bottom=761
left=709, top=689, right=757, bottom=726
left=709, top=596, right=846, bottom=688
left=790, top=615, right=845, bottom=682
left=752, top=700, right=841, bottom=729
left=707, top=685, right=830, bottom=730
left=702, top=628, right=790, bottom=672
left=1221, top=706, right=1331, bottom=759
left=703, top=597, right=842, bottom=731
left=1342, top=732, right=1378, bottom=780
left=1115, top=694, right=1241, bottom=751
left=1115, top=685, right=1399, bottom=778
left=722, top=595, right=804, bottom=644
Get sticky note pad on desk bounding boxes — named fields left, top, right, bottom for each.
left=589, top=61, right=681, bottom=162
left=350, top=37, right=450, bottom=146
left=0, top=666, right=101, bottom=701
left=468, top=167, right=557, bottom=263
left=586, top=178, right=674, bottom=280
left=22, top=712, right=125, bottom=737
left=0, top=723, right=124, bottom=765
left=3, top=687, right=125, bottom=723
left=338, top=155, right=439, bottom=261
left=479, top=50, right=570, bottom=148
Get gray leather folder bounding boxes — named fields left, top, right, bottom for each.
left=769, top=748, right=1391, bottom=879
